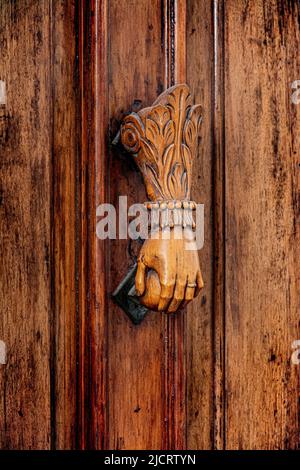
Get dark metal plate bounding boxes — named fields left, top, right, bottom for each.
left=112, top=263, right=149, bottom=325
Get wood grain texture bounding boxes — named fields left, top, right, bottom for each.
left=0, top=0, right=51, bottom=449
left=186, top=0, right=215, bottom=450
left=224, top=0, right=300, bottom=449
left=211, top=0, right=226, bottom=450
left=79, top=0, right=109, bottom=449
left=1, top=0, right=299, bottom=451
left=52, top=0, right=79, bottom=449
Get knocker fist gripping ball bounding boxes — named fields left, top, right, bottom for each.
left=120, top=84, right=204, bottom=314
left=135, top=228, right=203, bottom=313
left=138, top=269, right=161, bottom=311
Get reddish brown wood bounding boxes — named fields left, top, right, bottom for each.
left=1, top=0, right=299, bottom=452
left=224, top=0, right=300, bottom=449
left=79, top=0, right=109, bottom=449
left=186, top=0, right=216, bottom=450
left=52, top=0, right=79, bottom=450
left=0, top=0, right=51, bottom=449
left=211, top=0, right=226, bottom=450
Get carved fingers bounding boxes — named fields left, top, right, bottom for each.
left=135, top=232, right=203, bottom=313
left=167, top=280, right=186, bottom=313
left=196, top=270, right=204, bottom=290
left=135, top=258, right=146, bottom=297
left=137, top=268, right=161, bottom=311
left=157, top=282, right=176, bottom=312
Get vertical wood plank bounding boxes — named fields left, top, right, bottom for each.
left=79, top=0, right=109, bottom=449
left=0, top=0, right=51, bottom=449
left=52, top=0, right=79, bottom=449
left=225, top=0, right=300, bottom=449
left=186, top=0, right=215, bottom=450
left=212, top=0, right=226, bottom=450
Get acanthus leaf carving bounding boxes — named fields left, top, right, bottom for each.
left=120, top=84, right=202, bottom=201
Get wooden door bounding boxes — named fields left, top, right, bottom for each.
left=0, top=0, right=299, bottom=450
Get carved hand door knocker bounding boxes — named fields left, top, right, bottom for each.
left=113, top=84, right=203, bottom=323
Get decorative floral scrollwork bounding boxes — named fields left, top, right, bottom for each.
left=120, top=84, right=202, bottom=201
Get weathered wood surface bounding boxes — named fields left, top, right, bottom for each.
left=186, top=0, right=300, bottom=450
left=186, top=0, right=216, bottom=450
left=224, top=0, right=300, bottom=449
left=0, top=0, right=79, bottom=450
left=52, top=0, right=79, bottom=450
left=79, top=0, right=109, bottom=449
left=0, top=0, right=51, bottom=449
left=0, top=0, right=299, bottom=451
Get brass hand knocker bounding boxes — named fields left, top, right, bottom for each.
left=114, top=84, right=203, bottom=322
